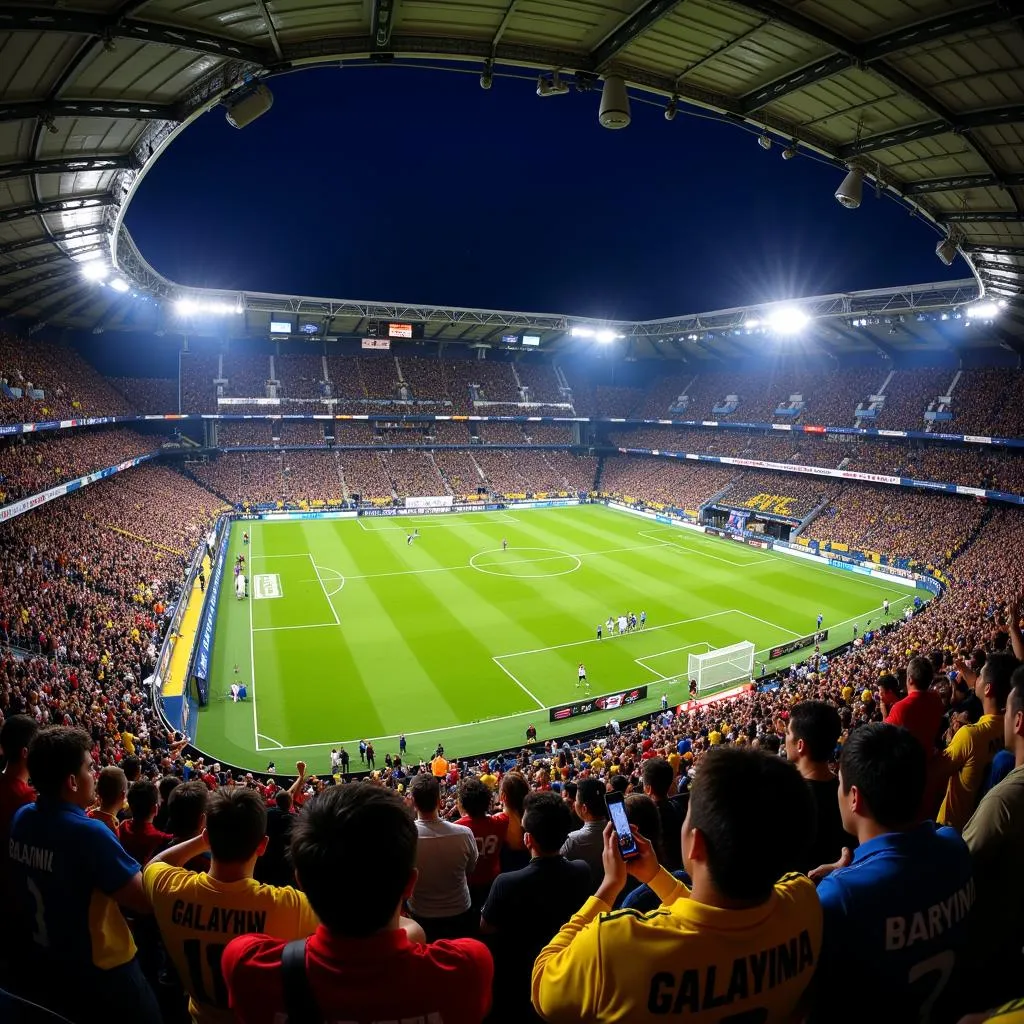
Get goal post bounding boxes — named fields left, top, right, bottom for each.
left=687, top=640, right=755, bottom=694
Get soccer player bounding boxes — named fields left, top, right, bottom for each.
left=8, top=727, right=159, bottom=1022
left=596, top=623, right=602, bottom=641
left=883, top=598, right=890, bottom=616
left=817, top=612, right=823, bottom=629
left=618, top=615, right=627, bottom=636
left=222, top=785, right=491, bottom=1024
left=640, top=610, right=646, bottom=629
left=502, top=537, right=508, bottom=551
left=577, top=663, right=588, bottom=690
left=243, top=530, right=249, bottom=545
left=689, top=678, right=698, bottom=699
left=532, top=747, right=820, bottom=1023
left=811, top=724, right=973, bottom=1023
left=407, top=532, right=414, bottom=546
left=852, top=622, right=858, bottom=639
left=607, top=615, right=615, bottom=636
left=660, top=694, right=668, bottom=712
left=144, top=785, right=319, bottom=1024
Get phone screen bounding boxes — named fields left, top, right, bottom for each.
left=607, top=796, right=639, bottom=859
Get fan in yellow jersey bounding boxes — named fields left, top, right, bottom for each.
left=143, top=786, right=319, bottom=1024
left=532, top=747, right=822, bottom=1023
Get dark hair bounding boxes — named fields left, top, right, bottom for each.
left=1009, top=666, right=1024, bottom=719
left=458, top=777, right=492, bottom=818
left=276, top=791, right=292, bottom=813
left=127, top=780, right=159, bottom=820
left=96, top=766, right=127, bottom=805
left=760, top=734, right=781, bottom=755
left=522, top=791, right=573, bottom=854
left=166, top=781, right=209, bottom=837
left=0, top=714, right=39, bottom=764
left=625, top=793, right=662, bottom=861
left=609, top=774, right=629, bottom=795
left=980, top=653, right=1019, bottom=710
left=409, top=773, right=440, bottom=812
left=642, top=758, right=673, bottom=798
left=906, top=656, right=934, bottom=691
left=158, top=776, right=181, bottom=804
left=121, top=756, right=141, bottom=782
left=878, top=674, right=900, bottom=695
left=290, top=784, right=416, bottom=936
left=788, top=701, right=841, bottom=763
left=205, top=787, right=268, bottom=862
left=27, top=727, right=91, bottom=800
left=563, top=781, right=578, bottom=802
left=689, top=747, right=813, bottom=903
left=576, top=778, right=607, bottom=819
left=839, top=723, right=924, bottom=828
left=499, top=772, right=529, bottom=815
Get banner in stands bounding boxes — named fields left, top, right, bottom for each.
left=0, top=452, right=159, bottom=524
left=770, top=630, right=828, bottom=661
left=405, top=496, right=454, bottom=510
left=192, top=526, right=230, bottom=704
left=549, top=685, right=648, bottom=723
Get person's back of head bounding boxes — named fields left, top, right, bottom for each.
left=838, top=723, right=924, bottom=833
left=575, top=778, right=606, bottom=822
left=206, top=787, right=268, bottom=864
left=166, top=780, right=209, bottom=838
left=275, top=791, right=292, bottom=813
left=641, top=757, right=673, bottom=799
left=522, top=791, right=574, bottom=857
left=687, top=747, right=813, bottom=904
left=625, top=793, right=662, bottom=860
left=289, top=784, right=416, bottom=937
left=410, top=773, right=440, bottom=815
left=978, top=652, right=1019, bottom=711
left=96, top=766, right=128, bottom=809
left=158, top=775, right=181, bottom=807
left=121, top=756, right=141, bottom=783
left=786, top=700, right=841, bottom=765
left=1, top=714, right=39, bottom=768
left=27, top=727, right=92, bottom=803
left=906, top=656, right=934, bottom=692
left=608, top=774, right=629, bottom=796
left=126, top=779, right=159, bottom=822
left=563, top=781, right=578, bottom=804
left=499, top=771, right=529, bottom=817
left=457, top=777, right=491, bottom=819
left=1006, top=668, right=1024, bottom=751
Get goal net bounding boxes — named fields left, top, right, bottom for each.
left=687, top=641, right=755, bottom=694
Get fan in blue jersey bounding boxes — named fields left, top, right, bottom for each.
left=7, top=727, right=160, bottom=1022
left=810, top=723, right=974, bottom=1024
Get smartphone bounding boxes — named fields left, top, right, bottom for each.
left=605, top=791, right=639, bottom=860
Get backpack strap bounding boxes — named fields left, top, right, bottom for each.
left=280, top=939, right=322, bottom=1024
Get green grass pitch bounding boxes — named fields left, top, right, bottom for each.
left=194, top=505, right=923, bottom=772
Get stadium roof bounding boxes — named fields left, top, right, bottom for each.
left=0, top=0, right=1022, bottom=352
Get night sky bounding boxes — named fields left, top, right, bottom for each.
left=126, top=65, right=965, bottom=322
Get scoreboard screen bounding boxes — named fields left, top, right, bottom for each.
left=368, top=321, right=424, bottom=340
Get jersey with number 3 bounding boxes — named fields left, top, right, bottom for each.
left=814, top=822, right=973, bottom=1024
left=143, top=861, right=319, bottom=1024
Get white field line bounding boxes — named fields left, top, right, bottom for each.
left=253, top=622, right=339, bottom=633
left=249, top=528, right=260, bottom=751
left=735, top=610, right=803, bottom=639
left=638, top=529, right=770, bottom=568
left=491, top=657, right=546, bottom=709
left=309, top=554, right=341, bottom=626
left=257, top=733, right=284, bottom=749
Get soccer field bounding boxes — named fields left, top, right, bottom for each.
left=193, top=505, right=922, bottom=771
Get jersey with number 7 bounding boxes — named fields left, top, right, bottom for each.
left=143, top=861, right=318, bottom=1024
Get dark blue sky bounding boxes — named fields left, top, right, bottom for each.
left=126, top=65, right=964, bottom=321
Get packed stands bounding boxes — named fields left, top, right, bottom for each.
left=950, top=367, right=1024, bottom=438
left=434, top=448, right=484, bottom=495
left=217, top=420, right=274, bottom=447
left=471, top=449, right=533, bottom=494
left=275, top=353, right=326, bottom=399
left=108, top=376, right=178, bottom=414
left=358, top=354, right=402, bottom=400
left=339, top=450, right=395, bottom=500
left=542, top=450, right=597, bottom=492
left=873, top=368, right=953, bottom=431
left=179, top=352, right=220, bottom=414
left=385, top=451, right=449, bottom=496
left=0, top=428, right=158, bottom=505
left=188, top=451, right=284, bottom=506
left=447, top=359, right=521, bottom=409
left=222, top=353, right=270, bottom=399
left=398, top=355, right=452, bottom=403
left=0, top=333, right=135, bottom=422
left=716, top=470, right=838, bottom=520
left=279, top=420, right=326, bottom=445
left=477, top=422, right=527, bottom=444
left=523, top=423, right=574, bottom=445
left=515, top=361, right=564, bottom=404
left=600, top=455, right=739, bottom=510
left=281, top=451, right=343, bottom=503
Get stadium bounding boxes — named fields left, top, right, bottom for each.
left=1, top=2, right=1023, bottom=1023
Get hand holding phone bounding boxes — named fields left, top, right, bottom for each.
left=605, top=791, right=639, bottom=859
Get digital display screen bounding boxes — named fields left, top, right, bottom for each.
left=299, top=323, right=319, bottom=335
left=521, top=335, right=541, bottom=347
left=501, top=334, right=519, bottom=345
left=269, top=321, right=292, bottom=334
left=388, top=322, right=413, bottom=339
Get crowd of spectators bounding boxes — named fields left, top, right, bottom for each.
left=339, top=451, right=395, bottom=501
left=515, top=362, right=564, bottom=404
left=0, top=428, right=158, bottom=506
left=477, top=422, right=528, bottom=444
left=280, top=452, right=344, bottom=504
left=385, top=451, right=449, bottom=497
left=0, top=333, right=135, bottom=423
left=179, top=354, right=220, bottom=415
left=108, top=377, right=178, bottom=414
left=188, top=452, right=287, bottom=506
left=216, top=421, right=273, bottom=447
left=719, top=471, right=840, bottom=520
left=600, top=455, right=739, bottom=510
left=434, top=449, right=486, bottom=495
left=221, top=354, right=270, bottom=399
left=873, top=368, right=954, bottom=430
left=274, top=354, right=326, bottom=399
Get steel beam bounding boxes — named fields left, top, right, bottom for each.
left=371, top=0, right=398, bottom=51
left=903, top=172, right=1024, bottom=195
left=0, top=226, right=106, bottom=257
left=0, top=193, right=112, bottom=226
left=0, top=154, right=134, bottom=183
left=0, top=245, right=103, bottom=276
left=591, top=0, right=688, bottom=69
left=936, top=210, right=1024, bottom=223
left=0, top=99, right=176, bottom=124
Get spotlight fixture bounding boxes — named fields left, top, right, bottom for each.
left=757, top=134, right=772, bottom=150
left=598, top=75, right=631, bottom=129
left=966, top=302, right=999, bottom=319
left=108, top=278, right=130, bottom=293
left=81, top=261, right=109, bottom=282
left=835, top=165, right=864, bottom=209
left=664, top=96, right=678, bottom=121
left=480, top=62, right=493, bottom=90
left=935, top=235, right=959, bottom=266
left=781, top=143, right=798, bottom=160
left=536, top=72, right=570, bottom=97
left=767, top=307, right=809, bottom=334
left=223, top=82, right=274, bottom=129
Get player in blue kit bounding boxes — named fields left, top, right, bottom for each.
left=811, top=723, right=973, bottom=1024
left=7, top=727, right=159, bottom=1022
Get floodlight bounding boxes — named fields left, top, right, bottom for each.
left=664, top=96, right=678, bottom=121
left=571, top=326, right=595, bottom=338
left=480, top=62, right=493, bottom=90
left=835, top=165, right=864, bottom=209
left=757, top=134, right=772, bottom=150
left=744, top=318, right=760, bottom=328
left=537, top=73, right=569, bottom=97
left=108, top=277, right=130, bottom=292
left=595, top=329, right=618, bottom=343
left=966, top=302, right=999, bottom=319
left=81, top=261, right=108, bottom=282
left=997, top=299, right=1008, bottom=308
left=175, top=298, right=198, bottom=316
left=599, top=75, right=630, bottom=129
left=224, top=82, right=274, bottom=129
left=767, top=307, right=809, bottom=334
left=935, top=236, right=959, bottom=266
left=781, top=144, right=798, bottom=160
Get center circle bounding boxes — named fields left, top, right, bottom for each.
left=469, top=546, right=582, bottom=579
